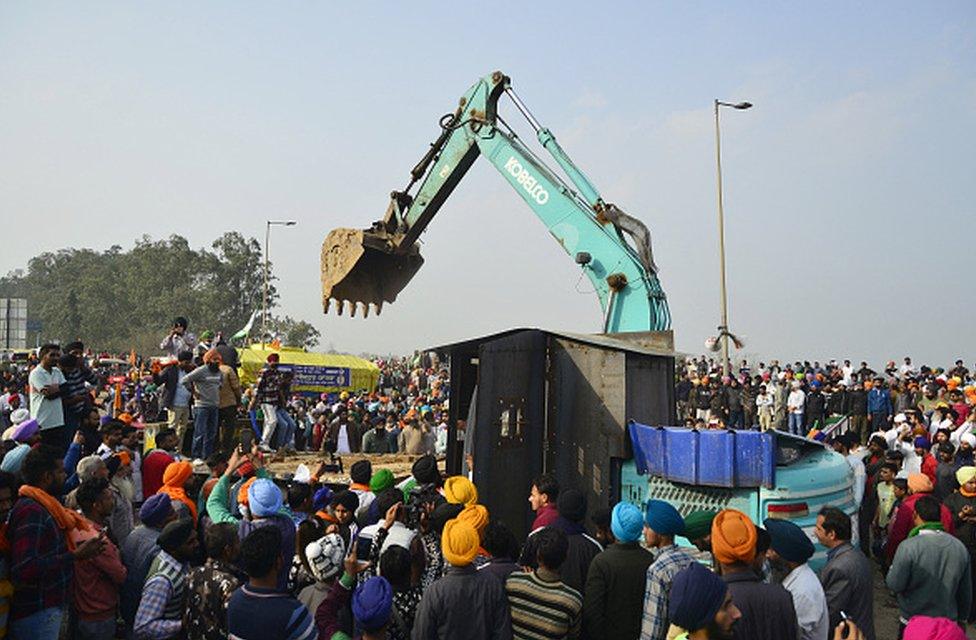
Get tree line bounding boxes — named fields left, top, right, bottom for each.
left=0, top=232, right=320, bottom=353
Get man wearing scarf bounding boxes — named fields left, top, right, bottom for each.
left=887, top=495, right=972, bottom=634
left=944, top=466, right=976, bottom=623
left=887, top=473, right=955, bottom=562
left=7, top=445, right=105, bottom=637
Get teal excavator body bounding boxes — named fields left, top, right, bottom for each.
left=321, top=71, right=670, bottom=333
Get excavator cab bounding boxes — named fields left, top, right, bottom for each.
left=320, top=227, right=423, bottom=317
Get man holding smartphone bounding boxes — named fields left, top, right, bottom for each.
left=159, top=317, right=197, bottom=359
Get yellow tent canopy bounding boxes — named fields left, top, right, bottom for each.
left=238, top=345, right=379, bottom=395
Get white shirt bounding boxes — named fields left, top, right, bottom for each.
left=788, top=390, right=806, bottom=414
left=756, top=393, right=774, bottom=410
left=782, top=563, right=830, bottom=640
left=846, top=452, right=866, bottom=507
left=841, top=366, right=854, bottom=386
left=951, top=422, right=975, bottom=447
left=28, top=365, right=66, bottom=429
left=336, top=424, right=351, bottom=454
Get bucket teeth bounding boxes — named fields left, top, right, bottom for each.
left=324, top=298, right=380, bottom=319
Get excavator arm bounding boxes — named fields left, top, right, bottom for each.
left=320, top=71, right=670, bottom=332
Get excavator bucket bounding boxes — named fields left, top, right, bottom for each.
left=320, top=228, right=424, bottom=317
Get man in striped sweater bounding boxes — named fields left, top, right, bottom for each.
left=506, top=527, right=582, bottom=640
left=134, top=518, right=199, bottom=639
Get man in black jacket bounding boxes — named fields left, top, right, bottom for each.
left=826, top=383, right=849, bottom=417
left=153, top=350, right=196, bottom=450
left=847, top=382, right=869, bottom=443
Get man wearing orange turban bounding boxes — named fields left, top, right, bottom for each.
left=711, top=509, right=797, bottom=639
left=157, top=460, right=197, bottom=523
left=887, top=473, right=955, bottom=563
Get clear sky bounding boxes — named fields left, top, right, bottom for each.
left=1, top=3, right=974, bottom=365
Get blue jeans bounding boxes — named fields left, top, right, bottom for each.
left=10, top=606, right=63, bottom=639
left=192, top=405, right=219, bottom=458
left=788, top=412, right=805, bottom=436
left=274, top=408, right=297, bottom=449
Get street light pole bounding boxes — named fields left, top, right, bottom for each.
left=262, top=220, right=297, bottom=348
left=714, top=99, right=752, bottom=378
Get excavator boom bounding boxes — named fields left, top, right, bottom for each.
left=321, top=71, right=670, bottom=331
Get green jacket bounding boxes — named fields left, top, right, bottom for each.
left=206, top=468, right=273, bottom=525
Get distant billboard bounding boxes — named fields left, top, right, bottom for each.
left=0, top=299, right=28, bottom=349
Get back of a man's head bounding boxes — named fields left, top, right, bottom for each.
left=205, top=522, right=239, bottom=561
left=287, top=483, right=311, bottom=511
left=534, top=526, right=569, bottom=571
left=914, top=495, right=941, bottom=524
left=22, top=445, right=62, bottom=490
left=76, top=477, right=110, bottom=514
left=241, top=526, right=282, bottom=580
left=482, top=520, right=519, bottom=561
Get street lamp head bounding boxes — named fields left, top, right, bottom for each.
left=716, top=100, right=754, bottom=110
left=267, top=220, right=298, bottom=226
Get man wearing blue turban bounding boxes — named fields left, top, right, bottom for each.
left=583, top=502, right=654, bottom=639
left=639, top=499, right=695, bottom=640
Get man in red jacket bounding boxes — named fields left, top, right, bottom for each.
left=915, top=436, right=938, bottom=484
left=528, top=473, right=560, bottom=532
left=75, top=478, right=127, bottom=638
left=886, top=472, right=954, bottom=562
left=141, top=429, right=180, bottom=499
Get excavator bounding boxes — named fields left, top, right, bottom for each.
left=319, top=72, right=856, bottom=565
left=320, top=71, right=670, bottom=334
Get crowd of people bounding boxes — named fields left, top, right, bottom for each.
left=0, top=320, right=975, bottom=639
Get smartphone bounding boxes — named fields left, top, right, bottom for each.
left=356, top=536, right=373, bottom=561
left=240, top=429, right=254, bottom=451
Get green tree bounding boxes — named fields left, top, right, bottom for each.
left=0, top=233, right=279, bottom=353
left=269, top=315, right=322, bottom=350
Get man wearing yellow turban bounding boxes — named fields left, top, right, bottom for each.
left=412, top=518, right=513, bottom=638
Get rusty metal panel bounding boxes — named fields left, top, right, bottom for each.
left=547, top=338, right=627, bottom=520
